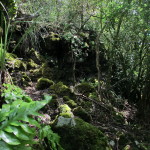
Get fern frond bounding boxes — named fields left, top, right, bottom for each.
left=0, top=95, right=52, bottom=149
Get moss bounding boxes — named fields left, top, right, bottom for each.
left=6, top=53, right=27, bottom=70
left=27, top=59, right=38, bottom=69
left=49, top=98, right=58, bottom=108
left=75, top=82, right=94, bottom=96
left=36, top=78, right=54, bottom=90
left=6, top=52, right=17, bottom=60
left=50, top=32, right=60, bottom=41
left=45, top=94, right=58, bottom=110
left=66, top=100, right=77, bottom=108
left=60, top=112, right=72, bottom=118
left=30, top=69, right=42, bottom=81
left=63, top=96, right=71, bottom=102
left=80, top=101, right=94, bottom=113
left=52, top=118, right=111, bottom=150
left=50, top=82, right=71, bottom=97
left=59, top=104, right=73, bottom=118
left=21, top=78, right=30, bottom=86
left=29, top=48, right=44, bottom=64
left=41, top=63, right=52, bottom=79
left=22, top=72, right=31, bottom=82
left=60, top=104, right=71, bottom=112
left=15, top=60, right=27, bottom=70
left=73, top=106, right=92, bottom=122
left=63, top=96, right=77, bottom=108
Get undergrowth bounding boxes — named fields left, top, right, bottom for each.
left=0, top=84, right=63, bottom=150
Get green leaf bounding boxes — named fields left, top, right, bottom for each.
left=43, top=95, right=52, bottom=102
left=10, top=121, right=22, bottom=126
left=21, top=116, right=40, bottom=128
left=10, top=126, right=31, bottom=141
left=13, top=145, right=32, bottom=150
left=0, top=130, right=20, bottom=145
left=0, top=141, right=12, bottom=150
left=20, top=124, right=35, bottom=134
left=4, top=126, right=14, bottom=133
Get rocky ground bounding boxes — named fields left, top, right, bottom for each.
left=23, top=80, right=150, bottom=150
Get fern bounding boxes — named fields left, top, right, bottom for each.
left=2, top=83, right=32, bottom=103
left=0, top=94, right=52, bottom=150
left=39, top=125, right=64, bottom=150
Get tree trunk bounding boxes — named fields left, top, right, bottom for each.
left=95, top=34, right=102, bottom=101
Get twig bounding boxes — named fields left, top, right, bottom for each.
left=74, top=92, right=110, bottom=112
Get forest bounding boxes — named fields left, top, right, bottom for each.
left=0, top=0, right=150, bottom=149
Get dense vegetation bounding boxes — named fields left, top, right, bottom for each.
left=0, top=0, right=150, bottom=149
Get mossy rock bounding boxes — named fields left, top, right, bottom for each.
left=73, top=106, right=92, bottom=122
left=52, top=118, right=111, bottom=150
left=75, top=82, right=95, bottom=96
left=66, top=100, right=77, bottom=108
left=50, top=82, right=72, bottom=97
left=80, top=101, right=93, bottom=112
left=63, top=96, right=77, bottom=108
left=30, top=69, right=42, bottom=81
left=29, top=48, right=44, bottom=64
left=59, top=104, right=73, bottom=118
left=15, top=59, right=27, bottom=70
left=27, top=59, right=39, bottom=69
left=48, top=95, right=58, bottom=108
left=36, top=78, right=54, bottom=90
left=21, top=78, right=30, bottom=86
left=6, top=53, right=27, bottom=70
left=63, top=96, right=71, bottom=102
left=41, top=63, right=53, bottom=79
left=22, top=72, right=31, bottom=82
